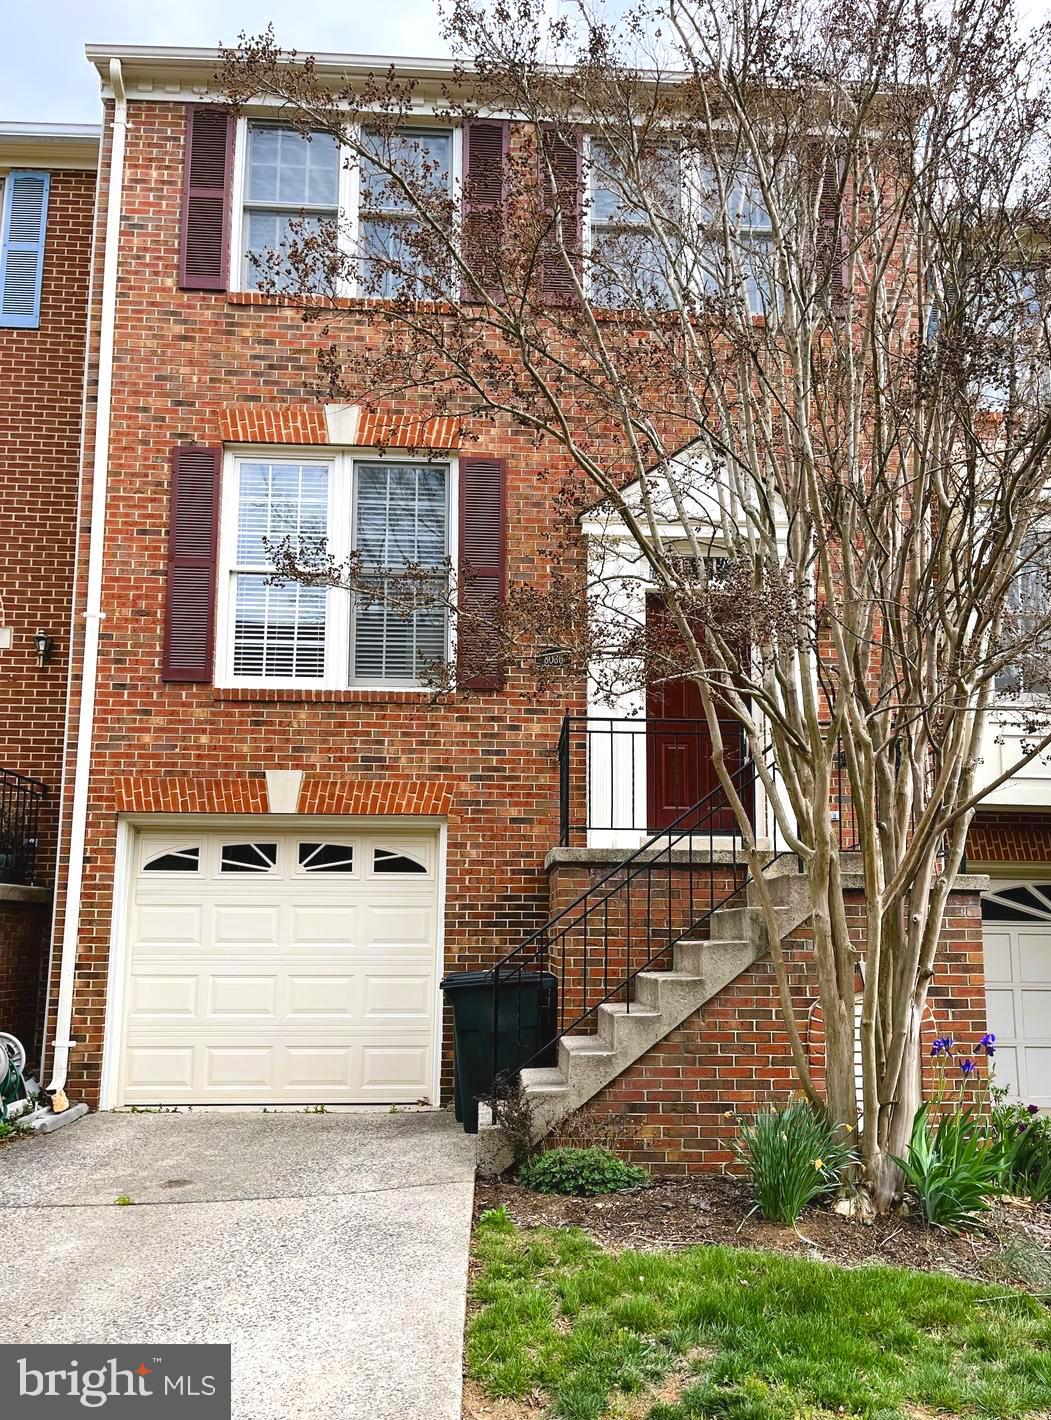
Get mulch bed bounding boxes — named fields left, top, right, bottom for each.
left=474, top=1173, right=1051, bottom=1289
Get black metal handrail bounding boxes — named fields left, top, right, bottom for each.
left=491, top=744, right=784, bottom=1093
left=558, top=715, right=751, bottom=845
left=0, top=769, right=47, bottom=886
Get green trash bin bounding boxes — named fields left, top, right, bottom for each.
left=440, top=969, right=557, bottom=1134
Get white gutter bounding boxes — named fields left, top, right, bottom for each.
left=45, top=58, right=126, bottom=1099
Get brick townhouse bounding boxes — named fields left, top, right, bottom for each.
left=0, top=43, right=1047, bottom=1170
left=0, top=121, right=98, bottom=1064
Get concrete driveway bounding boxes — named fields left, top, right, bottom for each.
left=0, top=1110, right=477, bottom=1419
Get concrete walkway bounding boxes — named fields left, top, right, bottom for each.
left=0, top=1111, right=477, bottom=1419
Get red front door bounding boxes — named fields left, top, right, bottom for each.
left=645, top=603, right=751, bottom=832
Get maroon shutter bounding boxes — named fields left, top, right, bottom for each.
left=461, top=119, right=508, bottom=300
left=539, top=126, right=583, bottom=299
left=458, top=456, right=508, bottom=690
left=816, top=151, right=848, bottom=303
left=179, top=106, right=235, bottom=291
left=163, top=446, right=221, bottom=682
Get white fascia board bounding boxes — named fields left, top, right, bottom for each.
left=0, top=124, right=100, bottom=171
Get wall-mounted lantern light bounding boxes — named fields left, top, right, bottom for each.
left=33, top=630, right=54, bottom=666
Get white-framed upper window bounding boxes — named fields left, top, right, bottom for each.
left=995, top=530, right=1051, bottom=697
left=216, top=450, right=452, bottom=689
left=231, top=118, right=458, bottom=297
left=585, top=142, right=777, bottom=315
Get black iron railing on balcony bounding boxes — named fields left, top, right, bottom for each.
left=558, top=714, right=753, bottom=845
left=0, top=770, right=47, bottom=886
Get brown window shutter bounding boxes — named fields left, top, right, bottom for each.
left=539, top=126, right=583, bottom=299
left=163, top=445, right=221, bottom=682
left=179, top=106, right=235, bottom=291
left=461, top=119, right=508, bottom=300
left=458, top=456, right=508, bottom=690
left=815, top=151, right=848, bottom=302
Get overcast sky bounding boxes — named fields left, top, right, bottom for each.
left=0, top=1, right=451, bottom=124
left=1, top=0, right=1046, bottom=126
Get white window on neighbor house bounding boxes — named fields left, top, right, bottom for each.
left=995, top=531, right=1051, bottom=697
left=217, top=452, right=451, bottom=688
left=695, top=163, right=777, bottom=315
left=233, top=119, right=457, bottom=295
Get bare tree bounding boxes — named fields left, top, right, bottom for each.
left=222, top=0, right=1051, bottom=1209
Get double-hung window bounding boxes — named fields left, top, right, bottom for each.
left=696, top=164, right=777, bottom=315
left=235, top=120, right=455, bottom=296
left=240, top=123, right=341, bottom=291
left=220, top=453, right=450, bottom=687
left=995, top=531, right=1051, bottom=696
left=359, top=128, right=454, bottom=298
left=588, top=139, right=680, bottom=308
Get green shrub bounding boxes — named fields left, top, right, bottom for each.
left=993, top=1101, right=1051, bottom=1203
left=893, top=1104, right=1005, bottom=1230
left=517, top=1146, right=647, bottom=1196
left=735, top=1098, right=857, bottom=1224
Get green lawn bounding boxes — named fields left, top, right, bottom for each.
left=467, top=1208, right=1051, bottom=1420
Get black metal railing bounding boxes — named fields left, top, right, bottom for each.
left=0, top=770, right=47, bottom=886
left=558, top=715, right=752, bottom=844
left=491, top=745, right=785, bottom=1095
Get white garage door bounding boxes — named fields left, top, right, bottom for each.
left=982, top=883, right=1051, bottom=1111
left=117, top=828, right=441, bottom=1106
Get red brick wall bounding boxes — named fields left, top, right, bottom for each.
left=564, top=888, right=987, bottom=1174
left=0, top=897, right=51, bottom=1062
left=967, top=809, right=1051, bottom=867
left=0, top=168, right=96, bottom=884
left=47, top=102, right=584, bottom=1106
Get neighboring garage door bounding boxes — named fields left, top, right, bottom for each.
left=982, top=882, right=1051, bottom=1111
left=118, top=828, right=441, bottom=1106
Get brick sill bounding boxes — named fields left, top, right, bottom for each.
left=213, top=687, right=450, bottom=705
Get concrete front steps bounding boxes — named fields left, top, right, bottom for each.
left=476, top=854, right=811, bottom=1176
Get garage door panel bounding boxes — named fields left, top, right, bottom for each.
left=362, top=974, right=433, bottom=1018
left=120, top=828, right=441, bottom=1105
left=1021, top=988, right=1051, bottom=1035
left=124, top=1046, right=195, bottom=1091
left=283, top=1046, right=355, bottom=1088
left=134, top=903, right=203, bottom=945
left=205, top=1047, right=274, bottom=1088
left=286, top=974, right=357, bottom=1017
left=991, top=1046, right=1020, bottom=1097
left=986, top=988, right=1018, bottom=1038
left=983, top=910, right=1051, bottom=1109
left=290, top=905, right=357, bottom=945
left=213, top=904, right=282, bottom=945
left=208, top=975, right=278, bottom=1018
left=127, top=975, right=199, bottom=1018
left=360, top=1044, right=431, bottom=1092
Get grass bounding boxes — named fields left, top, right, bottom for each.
left=467, top=1209, right=1051, bottom=1420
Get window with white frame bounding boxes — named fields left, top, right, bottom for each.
left=359, top=128, right=454, bottom=298
left=588, top=139, right=681, bottom=308
left=995, top=530, right=1051, bottom=696
left=240, top=123, right=341, bottom=291
left=696, top=163, right=777, bottom=315
left=235, top=120, right=456, bottom=296
left=219, top=453, right=450, bottom=687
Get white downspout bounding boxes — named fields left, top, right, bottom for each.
left=45, top=58, right=126, bottom=1101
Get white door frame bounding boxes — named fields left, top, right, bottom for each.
left=99, top=813, right=448, bottom=1111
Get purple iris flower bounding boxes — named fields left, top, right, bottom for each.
left=975, top=1033, right=996, bottom=1055
left=959, top=1058, right=976, bottom=1076
left=930, top=1036, right=954, bottom=1057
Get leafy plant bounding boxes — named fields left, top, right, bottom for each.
left=517, top=1146, right=647, bottom=1196
left=893, top=1104, right=1005, bottom=1230
left=993, top=1101, right=1051, bottom=1204
left=735, top=1099, right=857, bottom=1225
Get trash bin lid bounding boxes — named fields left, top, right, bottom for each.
left=440, top=969, right=555, bottom=991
